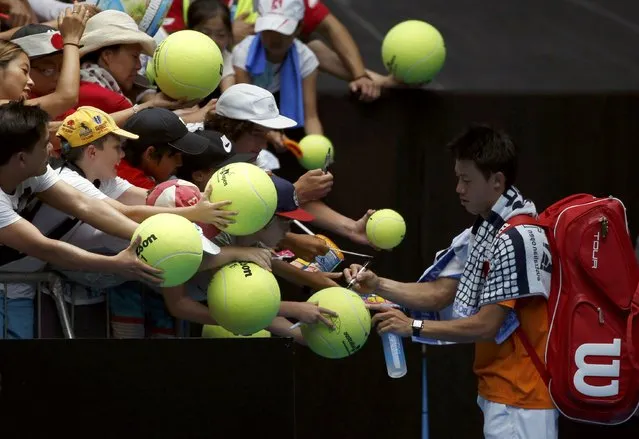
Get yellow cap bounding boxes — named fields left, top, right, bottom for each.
left=56, top=106, right=139, bottom=148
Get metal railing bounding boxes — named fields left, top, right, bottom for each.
left=0, top=272, right=75, bottom=339
left=0, top=272, right=187, bottom=339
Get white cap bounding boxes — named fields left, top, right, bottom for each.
left=254, top=0, right=305, bottom=36
left=12, top=30, right=64, bottom=59
left=216, top=84, right=297, bottom=130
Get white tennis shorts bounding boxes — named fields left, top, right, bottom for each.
left=478, top=395, right=558, bottom=439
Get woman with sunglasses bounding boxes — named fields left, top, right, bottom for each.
left=5, top=5, right=90, bottom=118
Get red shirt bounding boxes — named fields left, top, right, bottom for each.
left=117, top=159, right=156, bottom=190
left=77, top=82, right=132, bottom=114
left=165, top=0, right=330, bottom=38
left=56, top=82, right=132, bottom=122
left=300, top=0, right=330, bottom=38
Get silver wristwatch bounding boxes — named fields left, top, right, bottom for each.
left=411, top=319, right=424, bottom=337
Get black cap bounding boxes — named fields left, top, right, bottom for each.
left=123, top=108, right=208, bottom=155
left=12, top=24, right=56, bottom=39
left=195, top=130, right=254, bottom=166
left=176, top=130, right=252, bottom=181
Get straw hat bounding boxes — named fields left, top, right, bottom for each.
left=79, top=10, right=156, bottom=57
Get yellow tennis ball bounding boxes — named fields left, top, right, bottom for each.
left=297, top=134, right=334, bottom=170
left=207, top=261, right=281, bottom=335
left=366, top=209, right=406, bottom=250
left=207, top=162, right=277, bottom=236
left=301, top=287, right=371, bottom=359
left=201, top=325, right=271, bottom=338
left=381, top=20, right=446, bottom=84
left=152, top=30, right=224, bottom=100
left=132, top=213, right=203, bottom=287
left=145, top=58, right=156, bottom=85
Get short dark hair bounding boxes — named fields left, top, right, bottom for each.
left=0, top=101, right=50, bottom=166
left=80, top=44, right=122, bottom=65
left=187, top=0, right=232, bottom=35
left=205, top=114, right=254, bottom=141
left=447, top=124, right=518, bottom=188
left=60, top=133, right=114, bottom=164
left=123, top=140, right=178, bottom=167
left=175, top=142, right=221, bottom=181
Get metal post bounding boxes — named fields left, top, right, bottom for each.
left=0, top=272, right=76, bottom=339
left=70, top=285, right=76, bottom=335
left=50, top=275, right=74, bottom=339
left=105, top=288, right=111, bottom=338
left=36, top=281, right=42, bottom=338
left=421, top=344, right=429, bottom=439
left=2, top=282, right=7, bottom=339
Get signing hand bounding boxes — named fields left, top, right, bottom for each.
left=343, top=263, right=379, bottom=294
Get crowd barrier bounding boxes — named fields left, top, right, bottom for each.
left=0, top=272, right=75, bottom=339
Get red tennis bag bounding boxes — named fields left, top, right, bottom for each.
left=506, top=194, right=639, bottom=425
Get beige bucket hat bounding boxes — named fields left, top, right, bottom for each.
left=79, top=10, right=156, bottom=57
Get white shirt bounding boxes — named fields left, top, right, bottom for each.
left=0, top=166, right=58, bottom=298
left=0, top=165, right=59, bottom=231
left=29, top=167, right=132, bottom=238
left=28, top=0, right=70, bottom=21
left=222, top=49, right=234, bottom=79
left=0, top=167, right=131, bottom=301
left=232, top=35, right=319, bottom=93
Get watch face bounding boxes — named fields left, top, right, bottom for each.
left=412, top=320, right=422, bottom=329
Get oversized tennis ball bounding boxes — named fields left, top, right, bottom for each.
left=301, top=287, right=371, bottom=359
left=297, top=134, right=334, bottom=170
left=207, top=162, right=277, bottom=236
left=207, top=261, right=281, bottom=335
left=152, top=30, right=224, bottom=100
left=145, top=58, right=156, bottom=85
left=132, top=213, right=203, bottom=287
left=381, top=20, right=446, bottom=84
left=202, top=325, right=271, bottom=338
left=366, top=209, right=406, bottom=250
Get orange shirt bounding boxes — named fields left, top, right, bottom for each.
left=474, top=296, right=554, bottom=409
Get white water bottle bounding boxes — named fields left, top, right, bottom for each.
left=381, top=332, right=407, bottom=378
